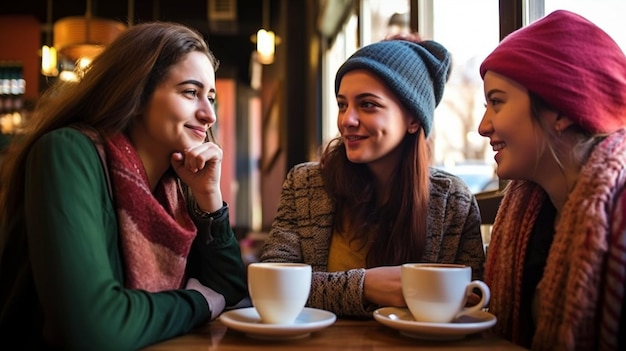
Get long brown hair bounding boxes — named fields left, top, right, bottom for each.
left=321, top=32, right=435, bottom=267
left=319, top=127, right=431, bottom=267
left=0, top=22, right=217, bottom=228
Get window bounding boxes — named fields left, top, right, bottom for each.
left=320, top=0, right=625, bottom=194
left=321, top=15, right=358, bottom=145
left=321, top=0, right=410, bottom=145
left=425, top=0, right=501, bottom=193
left=542, top=0, right=626, bottom=50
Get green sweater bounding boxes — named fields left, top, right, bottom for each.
left=0, top=128, right=247, bottom=350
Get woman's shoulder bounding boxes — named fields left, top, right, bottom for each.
left=429, top=167, right=474, bottom=195
left=284, top=161, right=325, bottom=190
left=29, top=127, right=102, bottom=169
left=289, top=161, right=321, bottom=173
left=287, top=162, right=322, bottom=180
left=35, top=126, right=95, bottom=148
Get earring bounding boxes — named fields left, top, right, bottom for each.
left=408, top=127, right=417, bottom=134
left=555, top=126, right=562, bottom=137
left=554, top=117, right=568, bottom=137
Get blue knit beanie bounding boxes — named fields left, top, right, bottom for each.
left=335, top=39, right=451, bottom=137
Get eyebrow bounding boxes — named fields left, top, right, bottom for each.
left=486, top=88, right=505, bottom=99
left=337, top=92, right=381, bottom=100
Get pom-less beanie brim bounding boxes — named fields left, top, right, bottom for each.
left=480, top=10, right=626, bottom=134
left=335, top=40, right=451, bottom=137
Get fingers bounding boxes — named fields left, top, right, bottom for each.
left=465, top=292, right=482, bottom=306
left=173, top=142, right=222, bottom=173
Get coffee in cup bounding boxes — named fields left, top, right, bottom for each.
left=401, top=263, right=490, bottom=323
left=248, top=262, right=312, bottom=324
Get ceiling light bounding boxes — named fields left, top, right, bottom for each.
left=53, top=16, right=126, bottom=63
left=252, top=0, right=279, bottom=65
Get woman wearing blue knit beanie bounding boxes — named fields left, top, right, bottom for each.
left=478, top=10, right=626, bottom=350
left=260, top=33, right=485, bottom=317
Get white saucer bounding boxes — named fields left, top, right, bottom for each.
left=219, top=307, right=336, bottom=340
left=373, top=307, right=497, bottom=340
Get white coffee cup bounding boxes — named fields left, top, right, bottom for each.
left=248, top=262, right=312, bottom=324
left=401, top=263, right=490, bottom=323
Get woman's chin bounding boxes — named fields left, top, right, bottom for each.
left=183, top=139, right=205, bottom=150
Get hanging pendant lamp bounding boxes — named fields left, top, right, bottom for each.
left=53, top=0, right=127, bottom=63
left=251, top=0, right=280, bottom=65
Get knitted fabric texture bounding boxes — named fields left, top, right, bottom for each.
left=485, top=129, right=626, bottom=350
left=104, top=134, right=197, bottom=291
left=480, top=10, right=626, bottom=134
left=334, top=39, right=451, bottom=137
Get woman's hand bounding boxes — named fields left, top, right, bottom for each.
left=363, top=266, right=407, bottom=308
left=171, top=142, right=223, bottom=212
left=186, top=278, right=226, bottom=320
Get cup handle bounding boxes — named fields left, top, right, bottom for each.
left=455, top=280, right=491, bottom=319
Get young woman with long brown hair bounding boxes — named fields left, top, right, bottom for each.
left=0, top=22, right=247, bottom=350
left=260, top=34, right=485, bottom=317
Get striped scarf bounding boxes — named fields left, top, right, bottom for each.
left=104, top=133, right=197, bottom=291
left=485, top=128, right=626, bottom=350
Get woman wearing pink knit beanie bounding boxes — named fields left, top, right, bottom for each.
left=478, top=10, right=626, bottom=351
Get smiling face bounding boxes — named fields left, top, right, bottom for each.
left=478, top=71, right=550, bottom=181
left=132, top=51, right=217, bottom=160
left=336, top=69, right=418, bottom=173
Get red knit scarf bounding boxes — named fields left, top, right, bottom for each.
left=485, top=129, right=626, bottom=350
left=104, top=134, right=197, bottom=291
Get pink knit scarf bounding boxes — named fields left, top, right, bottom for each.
left=104, top=134, right=197, bottom=291
left=486, top=129, right=626, bottom=350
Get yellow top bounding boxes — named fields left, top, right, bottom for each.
left=327, top=223, right=372, bottom=272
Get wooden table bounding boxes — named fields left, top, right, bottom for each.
left=143, top=317, right=528, bottom=350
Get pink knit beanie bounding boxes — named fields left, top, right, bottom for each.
left=480, top=10, right=626, bottom=133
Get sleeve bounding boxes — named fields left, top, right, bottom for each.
left=456, top=194, right=486, bottom=280
left=260, top=165, right=372, bottom=317
left=308, top=270, right=373, bottom=317
left=186, top=202, right=248, bottom=307
left=444, top=179, right=485, bottom=280
left=24, top=129, right=210, bottom=351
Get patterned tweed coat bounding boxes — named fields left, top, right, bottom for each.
left=260, top=162, right=485, bottom=317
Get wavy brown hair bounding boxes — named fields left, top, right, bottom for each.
left=320, top=127, right=431, bottom=267
left=0, top=22, right=218, bottom=229
left=321, top=33, right=435, bottom=267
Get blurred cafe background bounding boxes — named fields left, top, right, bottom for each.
left=1, top=0, right=624, bottom=247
